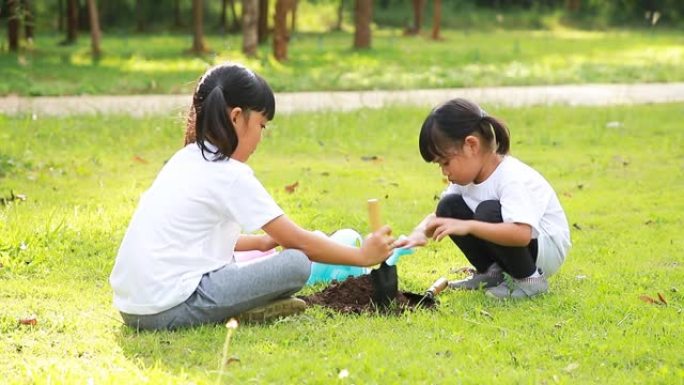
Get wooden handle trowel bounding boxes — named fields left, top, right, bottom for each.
left=367, top=199, right=398, bottom=308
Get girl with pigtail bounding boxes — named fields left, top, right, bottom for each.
left=396, top=98, right=571, bottom=299
left=110, top=63, right=395, bottom=330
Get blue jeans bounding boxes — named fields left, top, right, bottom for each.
left=120, top=249, right=311, bottom=330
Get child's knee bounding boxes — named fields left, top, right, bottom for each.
left=474, top=200, right=503, bottom=223
left=280, top=249, right=312, bottom=285
left=436, top=194, right=470, bottom=218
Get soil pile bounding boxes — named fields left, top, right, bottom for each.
left=301, top=274, right=436, bottom=314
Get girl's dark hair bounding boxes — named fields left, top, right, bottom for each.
left=418, top=98, right=510, bottom=162
left=184, top=63, right=275, bottom=161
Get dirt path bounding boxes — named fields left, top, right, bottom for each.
left=1, top=83, right=683, bottom=117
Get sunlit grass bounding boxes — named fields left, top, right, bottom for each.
left=1, top=103, right=683, bottom=384
left=0, top=28, right=682, bottom=96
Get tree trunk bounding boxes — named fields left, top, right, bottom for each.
left=58, top=0, right=64, bottom=31
left=257, top=0, right=269, bottom=44
left=8, top=0, right=20, bottom=51
left=86, top=0, right=101, bottom=58
left=219, top=0, right=227, bottom=32
left=173, top=0, right=183, bottom=28
left=431, top=0, right=441, bottom=40
left=406, top=0, right=424, bottom=35
left=334, top=0, right=343, bottom=31
left=136, top=0, right=145, bottom=32
left=565, top=0, right=580, bottom=12
left=290, top=0, right=297, bottom=32
left=24, top=0, right=34, bottom=40
left=242, top=0, right=259, bottom=57
left=191, top=0, right=207, bottom=53
left=66, top=0, right=78, bottom=44
left=353, top=0, right=372, bottom=49
left=273, top=0, right=294, bottom=61
left=228, top=0, right=240, bottom=31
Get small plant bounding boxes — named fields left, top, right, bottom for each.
left=216, top=318, right=239, bottom=385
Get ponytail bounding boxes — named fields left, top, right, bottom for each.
left=480, top=116, right=510, bottom=155
left=196, top=86, right=238, bottom=161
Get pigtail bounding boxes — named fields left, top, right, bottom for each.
left=198, top=86, right=238, bottom=161
left=481, top=116, right=510, bottom=155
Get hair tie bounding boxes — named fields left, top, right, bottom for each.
left=479, top=108, right=487, bottom=119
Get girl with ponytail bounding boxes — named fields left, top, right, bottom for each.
left=110, top=63, right=395, bottom=330
left=396, top=98, right=571, bottom=299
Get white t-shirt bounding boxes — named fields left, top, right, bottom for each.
left=443, top=155, right=571, bottom=276
left=109, top=143, right=284, bottom=315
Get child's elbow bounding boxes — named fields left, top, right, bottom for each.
left=513, top=224, right=533, bottom=246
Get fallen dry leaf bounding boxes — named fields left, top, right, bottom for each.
left=18, top=315, right=37, bottom=326
left=639, top=295, right=660, bottom=305
left=657, top=292, right=668, bottom=305
left=284, top=181, right=299, bottom=194
left=132, top=155, right=148, bottom=164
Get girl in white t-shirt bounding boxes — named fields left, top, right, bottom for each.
left=395, top=98, right=571, bottom=299
left=109, top=63, right=395, bottom=330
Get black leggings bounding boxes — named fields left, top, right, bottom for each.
left=436, top=194, right=538, bottom=279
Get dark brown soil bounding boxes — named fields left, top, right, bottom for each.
left=300, top=274, right=437, bottom=315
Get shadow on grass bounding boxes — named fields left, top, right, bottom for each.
left=113, top=321, right=230, bottom=379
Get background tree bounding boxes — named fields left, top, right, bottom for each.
left=565, top=0, right=580, bottom=12
left=173, top=0, right=183, bottom=28
left=334, top=0, right=344, bottom=31
left=405, top=0, right=424, bottom=35
left=6, top=0, right=34, bottom=51
left=23, top=0, right=32, bottom=40
left=57, top=0, right=64, bottom=31
left=7, top=0, right=20, bottom=51
left=135, top=0, right=144, bottom=32
left=64, top=0, right=78, bottom=45
left=219, top=0, right=240, bottom=33
left=353, top=0, right=372, bottom=49
left=242, top=0, right=258, bottom=57
left=290, top=0, right=298, bottom=32
left=191, top=0, right=207, bottom=53
left=273, top=0, right=295, bottom=61
left=85, top=0, right=100, bottom=58
left=431, top=0, right=442, bottom=40
left=257, top=0, right=268, bottom=43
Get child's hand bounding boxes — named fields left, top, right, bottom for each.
left=426, top=218, right=471, bottom=241
left=393, top=231, right=428, bottom=248
left=360, top=225, right=395, bottom=266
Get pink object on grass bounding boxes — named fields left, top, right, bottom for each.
left=234, top=248, right=277, bottom=263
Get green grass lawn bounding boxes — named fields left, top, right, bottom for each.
left=1, top=103, right=683, bottom=384
left=1, top=27, right=683, bottom=96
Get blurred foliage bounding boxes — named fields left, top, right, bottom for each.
left=0, top=0, right=682, bottom=35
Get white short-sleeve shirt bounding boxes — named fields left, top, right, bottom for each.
left=109, top=143, right=284, bottom=315
left=443, top=155, right=571, bottom=275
